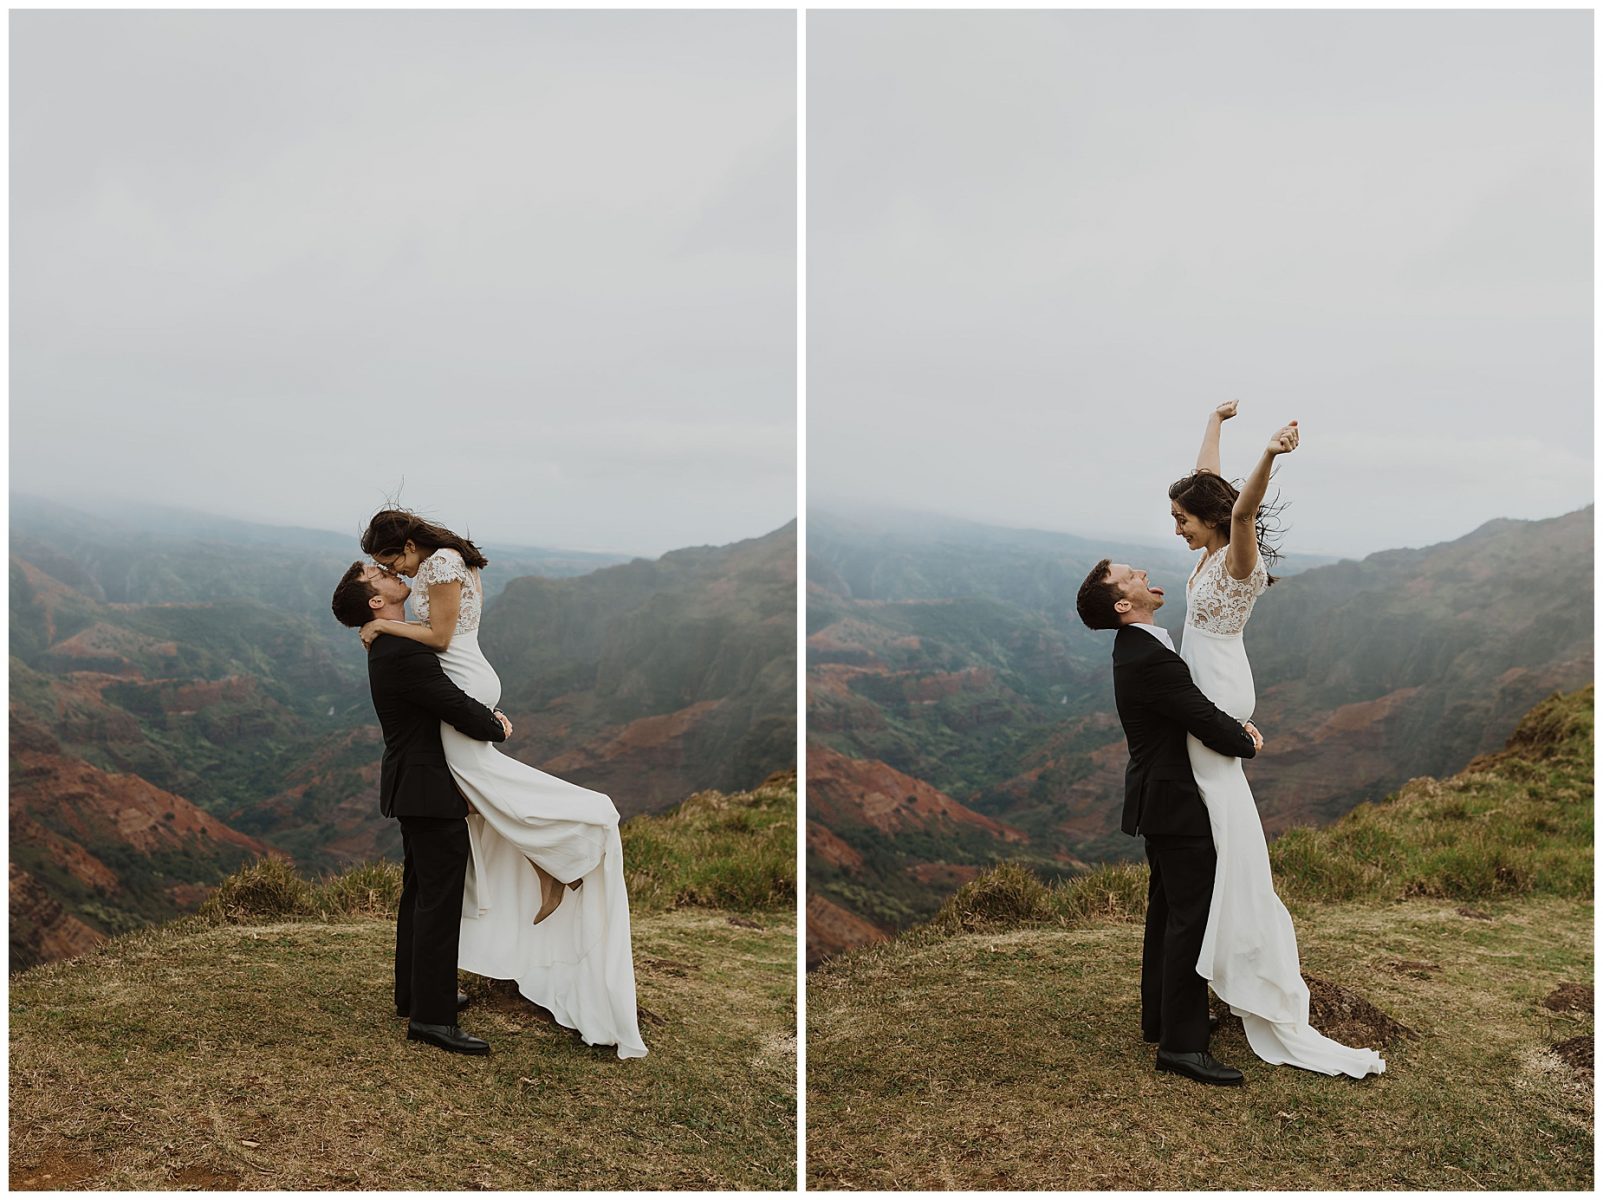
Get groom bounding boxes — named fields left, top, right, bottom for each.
left=1076, top=559, right=1261, bottom=1087
left=332, top=561, right=511, bottom=1056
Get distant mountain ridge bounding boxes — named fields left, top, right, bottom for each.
left=806, top=504, right=1594, bottom=958
left=486, top=522, right=797, bottom=815
left=9, top=493, right=630, bottom=616
left=10, top=499, right=796, bottom=967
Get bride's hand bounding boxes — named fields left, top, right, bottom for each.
left=1214, top=400, right=1238, bottom=421
left=1266, top=420, right=1299, bottom=456
left=359, top=620, right=386, bottom=648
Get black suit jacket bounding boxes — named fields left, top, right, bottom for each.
left=366, top=636, right=507, bottom=819
left=1112, top=624, right=1258, bottom=838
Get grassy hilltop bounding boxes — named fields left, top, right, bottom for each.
left=10, top=773, right=797, bottom=1191
left=807, top=691, right=1593, bottom=1190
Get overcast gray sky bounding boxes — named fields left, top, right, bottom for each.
left=809, top=10, right=1591, bottom=559
left=13, top=10, right=794, bottom=557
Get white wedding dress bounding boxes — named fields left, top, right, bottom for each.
left=1180, top=549, right=1383, bottom=1078
left=410, top=548, right=646, bottom=1060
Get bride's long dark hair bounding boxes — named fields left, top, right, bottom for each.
left=360, top=508, right=489, bottom=570
left=1167, top=470, right=1287, bottom=586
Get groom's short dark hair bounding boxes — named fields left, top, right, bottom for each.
left=331, top=561, right=377, bottom=628
left=1076, top=558, right=1122, bottom=630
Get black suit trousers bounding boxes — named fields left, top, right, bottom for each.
left=394, top=816, right=470, bottom=1025
left=1141, top=832, right=1217, bottom=1053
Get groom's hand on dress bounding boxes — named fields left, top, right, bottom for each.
left=1243, top=721, right=1263, bottom=751
left=493, top=710, right=513, bottom=738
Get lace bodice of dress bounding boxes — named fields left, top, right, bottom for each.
left=411, top=548, right=483, bottom=634
left=1184, top=547, right=1267, bottom=636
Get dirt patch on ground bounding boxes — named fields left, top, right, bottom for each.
left=11, top=1151, right=102, bottom=1190
left=1456, top=906, right=1493, bottom=920
left=1551, top=1035, right=1593, bottom=1075
left=1541, top=983, right=1594, bottom=1014
left=454, top=978, right=567, bottom=1030
left=170, top=1163, right=244, bottom=1189
left=1214, top=975, right=1415, bottom=1048
left=1307, top=976, right=1418, bottom=1046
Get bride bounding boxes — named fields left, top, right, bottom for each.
left=1168, top=403, right=1383, bottom=1078
left=357, top=508, right=647, bottom=1060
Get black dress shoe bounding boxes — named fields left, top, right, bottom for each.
left=1155, top=1049, right=1243, bottom=1086
left=407, top=1022, right=490, bottom=1055
left=1143, top=1014, right=1220, bottom=1044
left=396, top=990, right=470, bottom=1019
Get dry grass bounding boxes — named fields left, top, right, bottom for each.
left=11, top=907, right=795, bottom=1190
left=807, top=896, right=1592, bottom=1189
left=925, top=860, right=1147, bottom=936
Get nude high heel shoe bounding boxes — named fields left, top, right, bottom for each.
left=531, top=860, right=565, bottom=925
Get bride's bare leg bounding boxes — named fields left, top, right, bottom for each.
left=531, top=859, right=565, bottom=925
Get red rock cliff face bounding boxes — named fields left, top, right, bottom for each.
left=807, top=746, right=1026, bottom=844
left=10, top=712, right=270, bottom=969
left=9, top=865, right=103, bottom=965
left=806, top=893, right=890, bottom=969
left=531, top=699, right=728, bottom=818
left=11, top=746, right=267, bottom=859
left=807, top=820, right=865, bottom=872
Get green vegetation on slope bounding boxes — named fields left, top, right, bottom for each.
left=10, top=779, right=797, bottom=1190
left=621, top=771, right=797, bottom=912
left=1268, top=686, right=1592, bottom=903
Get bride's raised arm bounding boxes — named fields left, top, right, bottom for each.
left=1194, top=400, right=1237, bottom=475
left=1226, top=420, right=1298, bottom=580
left=360, top=577, right=461, bottom=651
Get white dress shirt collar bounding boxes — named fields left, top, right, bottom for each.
left=1122, top=621, right=1175, bottom=653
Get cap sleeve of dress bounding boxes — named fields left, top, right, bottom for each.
left=418, top=547, right=470, bottom=589
left=1252, top=557, right=1269, bottom=597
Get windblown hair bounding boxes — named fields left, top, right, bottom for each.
left=1075, top=558, right=1123, bottom=631
left=360, top=508, right=488, bottom=570
left=1167, top=470, right=1286, bottom=585
left=331, top=561, right=377, bottom=628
